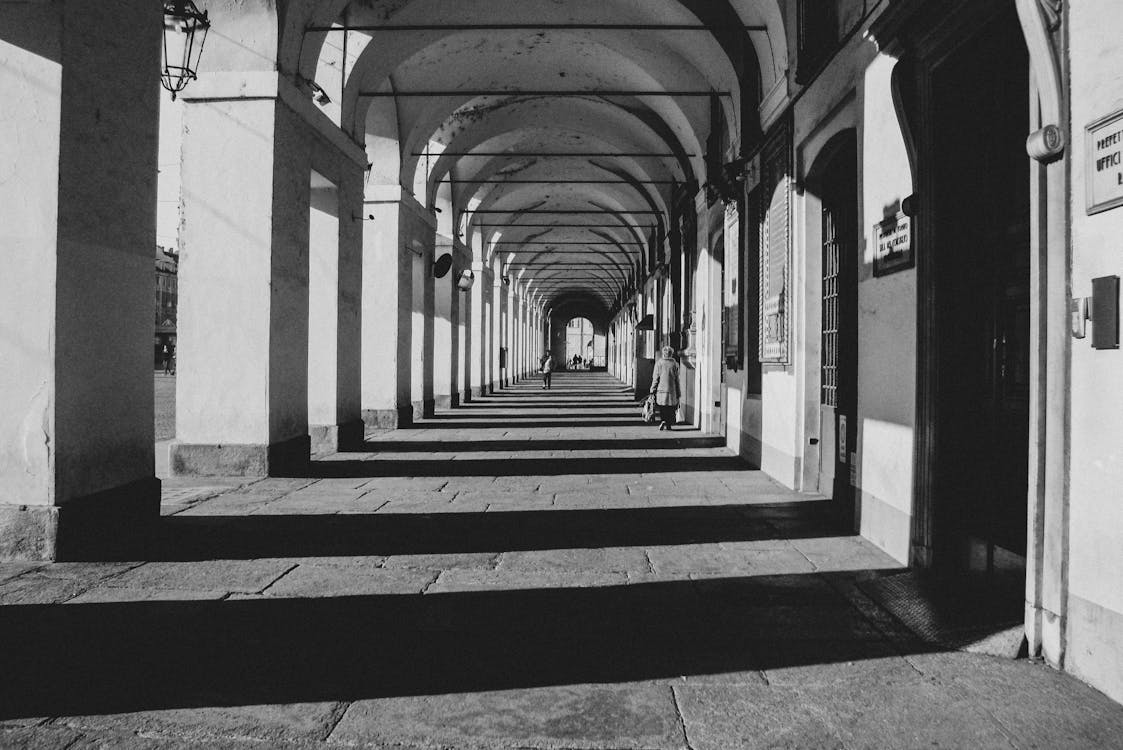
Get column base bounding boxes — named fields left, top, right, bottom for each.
left=423, top=398, right=436, bottom=418
left=0, top=477, right=161, bottom=562
left=436, top=395, right=453, bottom=410
left=310, top=419, right=365, bottom=454
left=463, top=389, right=473, bottom=403
left=362, top=407, right=413, bottom=430
left=170, top=435, right=311, bottom=478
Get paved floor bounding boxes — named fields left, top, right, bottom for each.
left=3, top=372, right=1123, bottom=749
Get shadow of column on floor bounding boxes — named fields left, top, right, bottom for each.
left=0, top=569, right=934, bottom=720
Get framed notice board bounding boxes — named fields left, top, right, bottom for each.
left=757, top=119, right=792, bottom=365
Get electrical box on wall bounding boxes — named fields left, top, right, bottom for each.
left=1092, top=275, right=1120, bottom=350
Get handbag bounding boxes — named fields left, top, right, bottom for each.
left=641, top=395, right=657, bottom=423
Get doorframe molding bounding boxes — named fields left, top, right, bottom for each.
left=880, top=0, right=1071, bottom=664
left=880, top=0, right=1064, bottom=664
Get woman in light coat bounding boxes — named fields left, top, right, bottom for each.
left=540, top=352, right=555, bottom=389
left=649, top=346, right=681, bottom=430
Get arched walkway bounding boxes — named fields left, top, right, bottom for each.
left=4, top=0, right=1123, bottom=736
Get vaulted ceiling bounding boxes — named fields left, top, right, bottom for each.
left=207, top=0, right=789, bottom=312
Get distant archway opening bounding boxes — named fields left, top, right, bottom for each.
left=564, top=317, right=602, bottom=370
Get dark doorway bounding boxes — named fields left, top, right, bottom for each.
left=930, top=11, right=1030, bottom=574
left=819, top=134, right=859, bottom=520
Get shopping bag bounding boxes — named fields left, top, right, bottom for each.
left=641, top=395, right=656, bottom=423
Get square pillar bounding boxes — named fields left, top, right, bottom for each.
left=458, top=260, right=473, bottom=404
left=0, top=1, right=162, bottom=560
left=433, top=255, right=454, bottom=411
left=469, top=264, right=487, bottom=398
left=173, top=91, right=314, bottom=477
left=497, top=281, right=509, bottom=388
left=361, top=189, right=414, bottom=430
left=307, top=171, right=363, bottom=454
left=412, top=239, right=436, bottom=419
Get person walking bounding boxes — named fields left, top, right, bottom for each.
left=162, top=344, right=173, bottom=375
left=649, top=346, right=681, bottom=430
left=540, top=351, right=555, bottom=389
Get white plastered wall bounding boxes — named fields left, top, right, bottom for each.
left=1064, top=0, right=1123, bottom=705
left=754, top=32, right=915, bottom=562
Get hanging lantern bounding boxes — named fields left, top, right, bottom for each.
left=161, top=0, right=210, bottom=100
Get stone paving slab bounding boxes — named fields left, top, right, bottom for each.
left=104, top=559, right=294, bottom=595
left=0, top=563, right=140, bottom=604
left=55, top=702, right=345, bottom=747
left=330, top=685, right=685, bottom=750
left=263, top=563, right=435, bottom=598
left=5, top=373, right=1123, bottom=748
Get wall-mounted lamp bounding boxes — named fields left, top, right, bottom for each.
left=161, top=0, right=210, bottom=100
left=457, top=269, right=476, bottom=292
left=305, top=79, right=332, bottom=106
left=352, top=213, right=376, bottom=222
left=502, top=275, right=511, bottom=286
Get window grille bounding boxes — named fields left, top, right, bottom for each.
left=822, top=203, right=841, bottom=406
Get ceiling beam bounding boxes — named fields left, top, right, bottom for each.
left=308, top=23, right=766, bottom=32
left=362, top=89, right=730, bottom=98
left=451, top=179, right=677, bottom=185
left=491, top=241, right=644, bottom=245
left=473, top=223, right=653, bottom=229
left=498, top=249, right=638, bottom=254
left=416, top=151, right=689, bottom=158
left=468, top=209, right=662, bottom=214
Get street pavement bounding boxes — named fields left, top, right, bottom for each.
left=3, top=372, right=1122, bottom=749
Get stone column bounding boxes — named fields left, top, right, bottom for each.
left=498, top=281, right=509, bottom=388
left=433, top=243, right=454, bottom=411
left=511, top=288, right=523, bottom=382
left=448, top=271, right=461, bottom=408
left=458, top=254, right=473, bottom=404
left=0, top=1, right=161, bottom=560
left=307, top=172, right=363, bottom=454
left=471, top=263, right=491, bottom=398
left=174, top=80, right=326, bottom=477
left=361, top=188, right=415, bottom=430
left=411, top=234, right=436, bottom=420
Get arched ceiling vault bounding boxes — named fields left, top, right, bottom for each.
left=263, top=0, right=787, bottom=310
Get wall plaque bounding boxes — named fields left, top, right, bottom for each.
left=1087, top=109, right=1123, bottom=215
left=873, top=212, right=913, bottom=277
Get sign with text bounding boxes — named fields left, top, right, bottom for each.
left=873, top=212, right=913, bottom=277
left=1087, top=109, right=1123, bottom=215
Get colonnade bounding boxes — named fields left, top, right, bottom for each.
left=0, top=9, right=547, bottom=559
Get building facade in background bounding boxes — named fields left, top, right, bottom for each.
left=154, top=245, right=178, bottom=368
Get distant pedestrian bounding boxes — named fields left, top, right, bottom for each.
left=540, top=352, right=555, bottom=389
left=162, top=344, right=173, bottom=375
left=649, top=346, right=681, bottom=430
